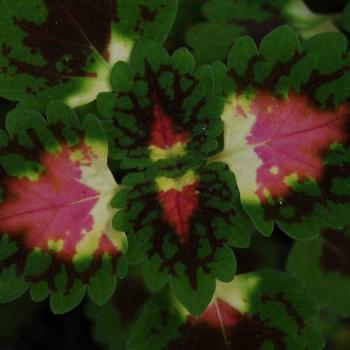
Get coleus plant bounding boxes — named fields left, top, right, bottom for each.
left=128, top=271, right=324, bottom=350
left=0, top=1, right=349, bottom=348
left=0, top=103, right=128, bottom=313
left=0, top=0, right=177, bottom=110
left=97, top=39, right=253, bottom=314
left=211, top=25, right=350, bottom=239
left=186, top=0, right=341, bottom=64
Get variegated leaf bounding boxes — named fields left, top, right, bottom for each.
left=0, top=0, right=176, bottom=109
left=186, top=0, right=339, bottom=64
left=128, top=271, right=324, bottom=350
left=211, top=26, right=350, bottom=239
left=0, top=102, right=127, bottom=313
left=113, top=162, right=251, bottom=315
left=97, top=40, right=223, bottom=170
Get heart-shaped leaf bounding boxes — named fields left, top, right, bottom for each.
left=287, top=225, right=350, bottom=317
left=128, top=270, right=324, bottom=350
left=186, top=0, right=340, bottom=64
left=0, top=0, right=177, bottom=110
left=211, top=26, right=350, bottom=239
left=97, top=40, right=224, bottom=170
left=113, top=162, right=251, bottom=315
left=0, top=103, right=127, bottom=314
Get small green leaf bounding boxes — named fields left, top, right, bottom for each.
left=0, top=267, right=29, bottom=303
left=171, top=269, right=216, bottom=316
left=88, top=257, right=118, bottom=306
left=170, top=48, right=196, bottom=74
left=30, top=281, right=50, bottom=302
left=111, top=62, right=135, bottom=92
left=228, top=36, right=258, bottom=76
left=50, top=279, right=85, bottom=315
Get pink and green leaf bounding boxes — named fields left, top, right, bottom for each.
left=112, top=162, right=251, bottom=315
left=287, top=225, right=350, bottom=317
left=0, top=0, right=177, bottom=110
left=186, top=0, right=339, bottom=64
left=128, top=271, right=324, bottom=350
left=0, top=103, right=127, bottom=313
left=97, top=40, right=224, bottom=170
left=212, top=26, right=350, bottom=239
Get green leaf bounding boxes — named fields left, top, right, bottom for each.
left=0, top=0, right=177, bottom=110
left=287, top=225, right=350, bottom=317
left=50, top=277, right=85, bottom=315
left=97, top=40, right=224, bottom=170
left=0, top=103, right=127, bottom=312
left=88, top=254, right=127, bottom=306
left=113, top=162, right=252, bottom=315
left=211, top=27, right=350, bottom=239
left=228, top=36, right=258, bottom=76
left=128, top=271, right=324, bottom=350
left=170, top=269, right=216, bottom=316
left=186, top=0, right=340, bottom=64
left=0, top=266, right=29, bottom=303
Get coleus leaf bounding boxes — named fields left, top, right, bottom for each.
left=86, top=277, right=150, bottom=350
left=0, top=0, right=177, bottom=110
left=186, top=0, right=340, bottom=64
left=128, top=271, right=324, bottom=350
left=97, top=40, right=224, bottom=170
left=113, top=162, right=251, bottom=315
left=211, top=26, right=350, bottom=239
left=287, top=225, right=350, bottom=317
left=0, top=103, right=127, bottom=314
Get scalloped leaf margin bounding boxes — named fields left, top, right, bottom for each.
left=211, top=26, right=350, bottom=239
left=113, top=162, right=251, bottom=315
left=0, top=103, right=127, bottom=314
left=128, top=270, right=324, bottom=350
left=0, top=0, right=177, bottom=110
left=97, top=40, right=223, bottom=171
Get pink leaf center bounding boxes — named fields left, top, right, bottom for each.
left=150, top=102, right=190, bottom=149
left=0, top=143, right=110, bottom=260
left=247, top=91, right=349, bottom=201
left=157, top=182, right=199, bottom=244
